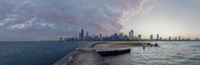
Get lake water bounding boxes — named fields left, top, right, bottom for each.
left=0, top=41, right=83, bottom=65
left=1, top=41, right=200, bottom=65
left=104, top=41, right=200, bottom=65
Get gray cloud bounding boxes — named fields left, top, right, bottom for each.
left=0, top=0, right=155, bottom=41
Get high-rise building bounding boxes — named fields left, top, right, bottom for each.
left=138, top=34, right=142, bottom=40
left=60, top=37, right=63, bottom=41
left=99, top=34, right=102, bottom=40
left=79, top=29, right=85, bottom=41
left=129, top=30, right=134, bottom=40
left=85, top=32, right=89, bottom=40
left=119, top=33, right=124, bottom=40
left=150, top=34, right=153, bottom=40
left=178, top=36, right=181, bottom=40
left=169, top=37, right=172, bottom=41
left=156, top=34, right=159, bottom=40
left=113, top=33, right=119, bottom=40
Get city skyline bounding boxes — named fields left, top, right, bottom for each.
left=63, top=29, right=199, bottom=41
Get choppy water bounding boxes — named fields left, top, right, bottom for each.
left=0, top=41, right=82, bottom=65
left=105, top=41, right=200, bottom=65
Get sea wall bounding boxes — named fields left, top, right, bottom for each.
left=53, top=42, right=130, bottom=65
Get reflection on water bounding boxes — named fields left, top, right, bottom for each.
left=104, top=41, right=200, bottom=65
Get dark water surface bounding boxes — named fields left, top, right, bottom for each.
left=104, top=41, right=200, bottom=65
left=0, top=41, right=83, bottom=65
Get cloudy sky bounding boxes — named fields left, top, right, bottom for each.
left=0, top=0, right=199, bottom=41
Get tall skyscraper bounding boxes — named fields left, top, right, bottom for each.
left=150, top=34, right=153, bottom=40
left=79, top=29, right=85, bottom=41
left=156, top=34, right=159, bottom=40
left=129, top=30, right=134, bottom=40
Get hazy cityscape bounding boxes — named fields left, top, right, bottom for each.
left=61, top=29, right=200, bottom=41
left=1, top=0, right=200, bottom=65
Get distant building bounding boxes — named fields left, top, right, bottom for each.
left=169, top=37, right=172, bottom=41
left=79, top=29, right=85, bottom=41
left=85, top=32, right=89, bottom=40
left=129, top=30, right=134, bottom=40
left=60, top=37, right=63, bottom=41
left=178, top=36, right=181, bottom=40
left=138, top=34, right=142, bottom=40
left=195, top=38, right=199, bottom=41
left=150, top=34, right=153, bottom=40
left=124, top=35, right=129, bottom=40
left=99, top=34, right=102, bottom=40
left=156, top=34, right=159, bottom=40
left=160, top=37, right=162, bottom=40
left=113, top=33, right=119, bottom=40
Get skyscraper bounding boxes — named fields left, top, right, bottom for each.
left=129, top=30, right=134, bottom=40
left=79, top=29, right=85, bottom=41
left=99, top=34, right=102, bottom=40
left=150, top=34, right=153, bottom=40
left=156, top=34, right=159, bottom=40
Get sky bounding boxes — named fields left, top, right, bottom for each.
left=121, top=0, right=200, bottom=39
left=0, top=0, right=199, bottom=41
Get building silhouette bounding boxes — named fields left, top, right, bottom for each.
left=85, top=32, right=89, bottom=40
left=150, top=34, right=153, bottom=40
left=129, top=30, right=134, bottom=40
left=99, top=34, right=102, bottom=40
left=156, top=34, right=159, bottom=40
left=79, top=29, right=85, bottom=41
left=169, top=37, right=172, bottom=41
left=138, top=34, right=142, bottom=40
left=60, top=37, right=63, bottom=41
left=178, top=36, right=181, bottom=40
left=63, top=29, right=197, bottom=41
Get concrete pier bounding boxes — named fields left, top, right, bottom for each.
left=53, top=42, right=130, bottom=65
left=53, top=48, right=109, bottom=65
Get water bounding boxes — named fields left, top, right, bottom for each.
left=0, top=41, right=83, bottom=65
left=104, top=41, right=200, bottom=65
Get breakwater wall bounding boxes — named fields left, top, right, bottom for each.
left=98, top=49, right=130, bottom=56
left=53, top=42, right=130, bottom=65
